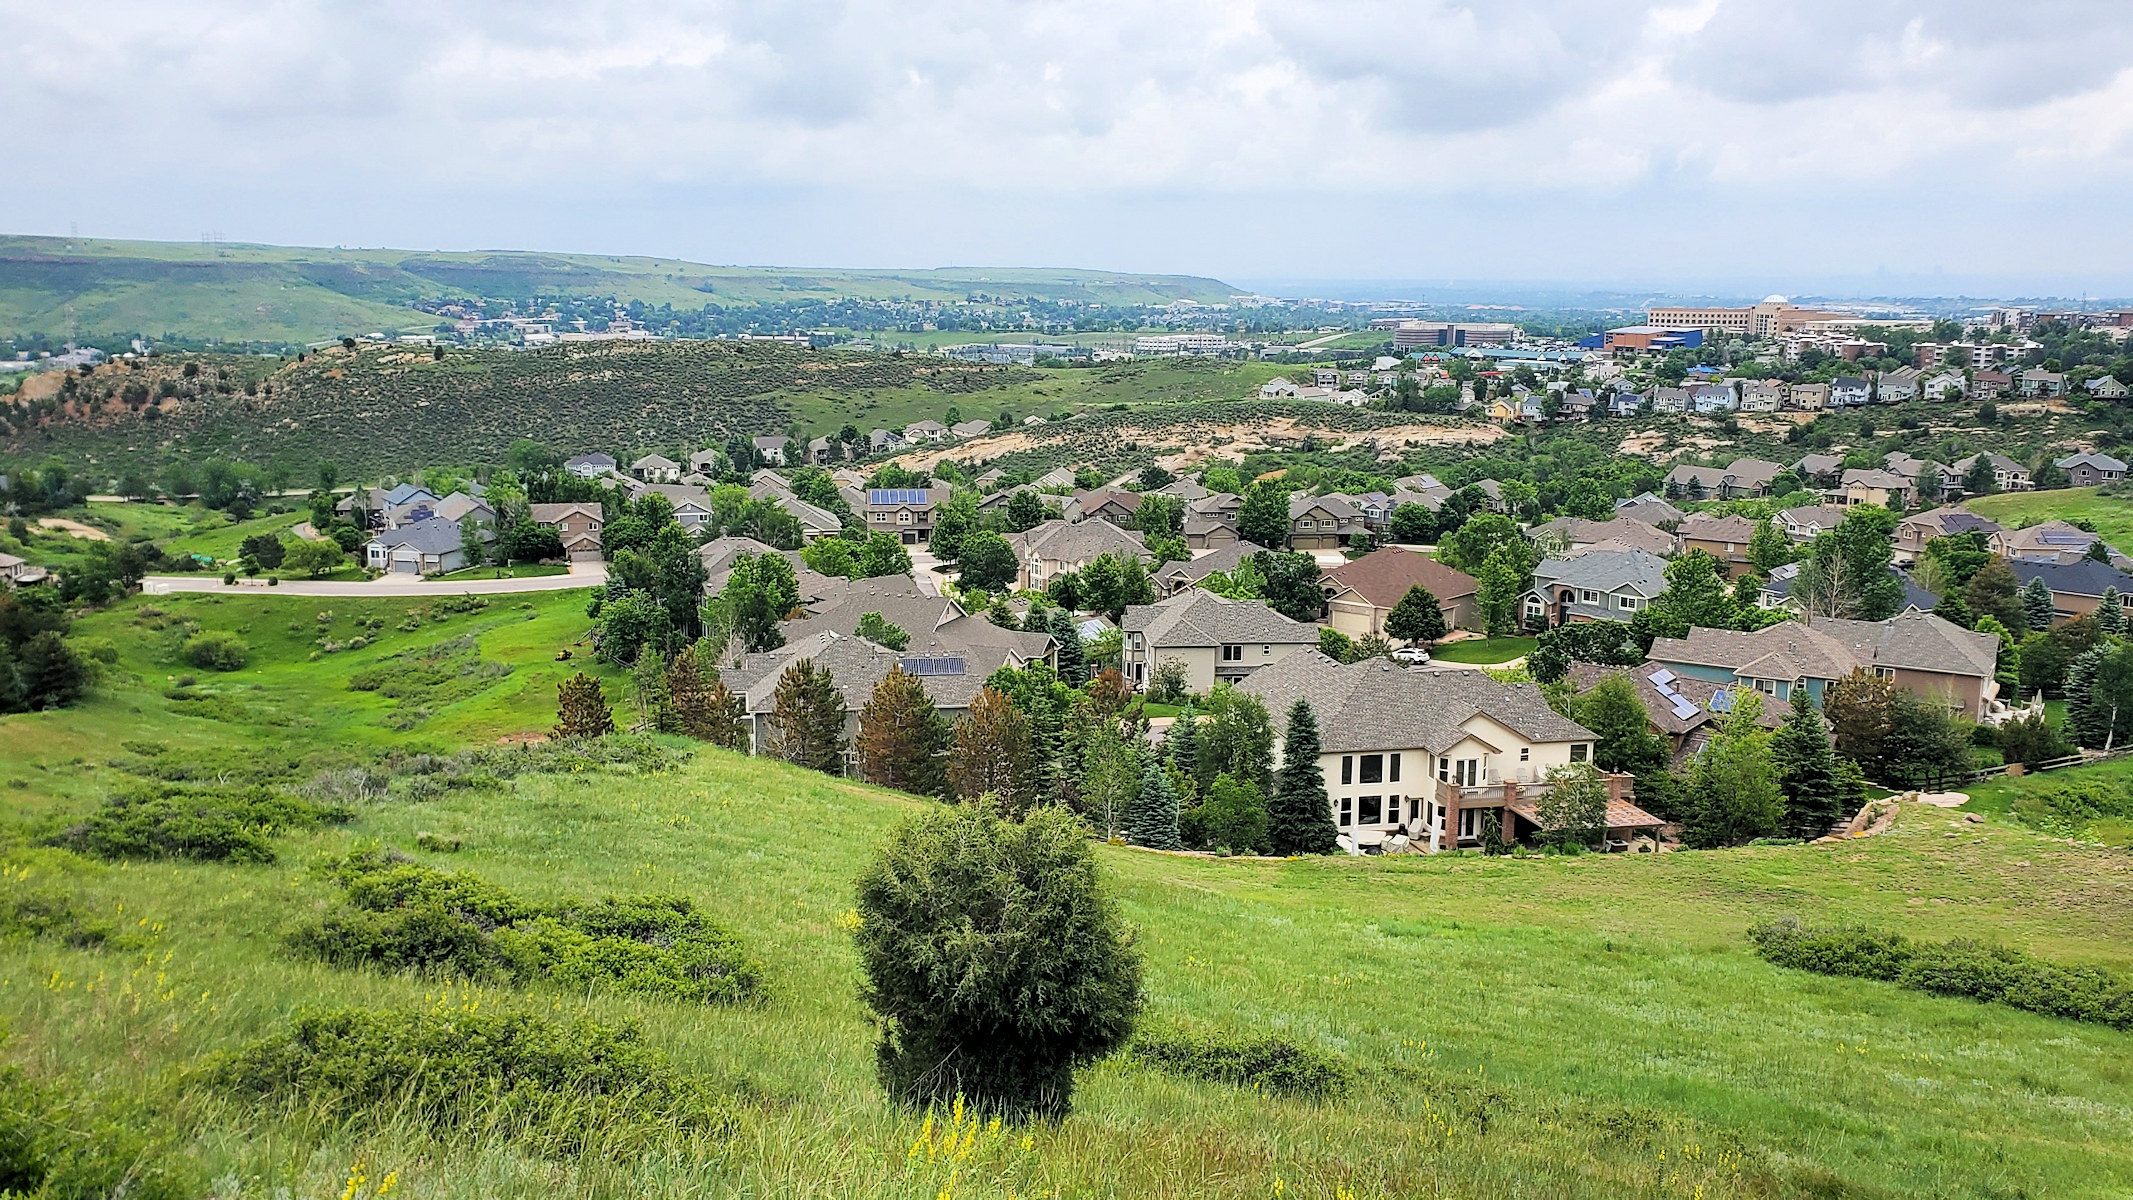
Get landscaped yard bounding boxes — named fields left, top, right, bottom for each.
left=1428, top=635, right=1536, bottom=664
left=1966, top=487, right=2133, bottom=549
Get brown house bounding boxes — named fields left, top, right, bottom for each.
left=1321, top=547, right=1481, bottom=634
left=529, top=502, right=604, bottom=561
left=1677, top=513, right=1759, bottom=577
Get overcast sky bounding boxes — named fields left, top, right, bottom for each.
left=10, top=1, right=2133, bottom=296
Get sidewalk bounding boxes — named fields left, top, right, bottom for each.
left=142, top=561, right=607, bottom=597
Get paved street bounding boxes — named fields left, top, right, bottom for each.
left=141, top=561, right=607, bottom=597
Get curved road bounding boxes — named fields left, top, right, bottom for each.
left=141, top=562, right=607, bottom=597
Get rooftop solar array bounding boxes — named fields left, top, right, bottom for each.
left=1645, top=667, right=1701, bottom=720
left=870, top=489, right=930, bottom=506
left=899, top=656, right=967, bottom=677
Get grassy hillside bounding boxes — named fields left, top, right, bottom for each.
left=1, top=587, right=2131, bottom=1197
left=0, top=235, right=1243, bottom=345
left=1966, top=487, right=2133, bottom=548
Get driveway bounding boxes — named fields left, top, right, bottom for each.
left=142, top=561, right=607, bottom=597
left=908, top=548, right=947, bottom=597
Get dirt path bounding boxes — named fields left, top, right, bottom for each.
left=36, top=518, right=109, bottom=541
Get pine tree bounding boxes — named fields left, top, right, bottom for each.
left=768, top=659, right=847, bottom=773
left=552, top=672, right=614, bottom=740
left=700, top=676, right=749, bottom=749
left=948, top=687, right=1037, bottom=814
left=2102, top=587, right=2125, bottom=635
left=857, top=666, right=949, bottom=796
left=666, top=644, right=713, bottom=738
left=1125, top=749, right=1183, bottom=850
left=1048, top=609, right=1087, bottom=686
left=1267, top=699, right=1339, bottom=854
left=2022, top=576, right=2056, bottom=633
left=1166, top=703, right=1198, bottom=772
left=1771, top=688, right=1842, bottom=840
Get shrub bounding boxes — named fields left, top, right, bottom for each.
left=1133, top=1028, right=1351, bottom=1099
left=0, top=1058, right=195, bottom=1200
left=2009, top=779, right=2133, bottom=837
left=289, top=852, right=765, bottom=1005
left=50, top=785, right=350, bottom=864
left=179, top=630, right=248, bottom=671
left=853, top=803, right=1143, bottom=1120
left=204, top=1007, right=732, bottom=1158
left=1749, top=919, right=2133, bottom=1030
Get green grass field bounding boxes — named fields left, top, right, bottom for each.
left=1966, top=487, right=2133, bottom=550
left=2, top=590, right=2131, bottom=1197
left=1429, top=637, right=1536, bottom=664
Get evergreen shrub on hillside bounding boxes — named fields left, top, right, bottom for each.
left=290, top=851, right=765, bottom=1005
left=1133, top=1028, right=1351, bottom=1099
left=50, top=784, right=350, bottom=864
left=0, top=1056, right=195, bottom=1200
left=205, top=1007, right=732, bottom=1157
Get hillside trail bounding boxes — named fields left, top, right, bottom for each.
left=36, top=518, right=108, bottom=540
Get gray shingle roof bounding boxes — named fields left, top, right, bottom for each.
left=1009, top=518, right=1148, bottom=564
left=1531, top=548, right=1669, bottom=594
left=1240, top=651, right=1595, bottom=755
left=1155, top=540, right=1258, bottom=586
left=1119, top=591, right=1317, bottom=649
left=370, top=517, right=465, bottom=553
left=2008, top=557, right=2133, bottom=601
left=1650, top=611, right=1994, bottom=683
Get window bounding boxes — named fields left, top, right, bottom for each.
left=1571, top=743, right=1589, bottom=763
left=1617, top=595, right=1640, bottom=611
left=1518, top=747, right=1530, bottom=763
left=1407, top=796, right=1420, bottom=822
left=1454, top=758, right=1480, bottom=787
left=1359, top=796, right=1382, bottom=824
left=1437, top=757, right=1448, bottom=782
left=1389, top=753, right=1401, bottom=782
left=897, top=511, right=912, bottom=524
left=1754, top=677, right=1778, bottom=696
left=1221, top=644, right=1244, bottom=662
left=1339, top=796, right=1353, bottom=827
left=1580, top=589, right=1600, bottom=604
left=1341, top=756, right=1353, bottom=786
left=1874, top=666, right=1895, bottom=681
left=1458, top=807, right=1479, bottom=839
left=1360, top=754, right=1383, bottom=784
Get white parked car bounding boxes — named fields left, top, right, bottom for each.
left=1391, top=645, right=1431, bottom=665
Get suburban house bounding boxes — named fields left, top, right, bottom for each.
left=1829, top=377, right=1870, bottom=406
left=529, top=502, right=604, bottom=561
left=1184, top=510, right=1242, bottom=550
left=751, top=436, right=792, bottom=465
left=950, top=419, right=993, bottom=439
left=1678, top=513, right=1759, bottom=577
left=1321, top=547, right=1481, bottom=635
left=868, top=429, right=904, bottom=452
left=1992, top=520, right=2115, bottom=565
left=1758, top=563, right=1937, bottom=615
left=1259, top=377, right=1300, bottom=398
left=377, top=484, right=444, bottom=529
left=725, top=632, right=1019, bottom=769
left=565, top=453, right=617, bottom=479
left=1892, top=508, right=2003, bottom=564
left=1065, top=489, right=1142, bottom=526
left=1953, top=452, right=2031, bottom=492
left=2021, top=368, right=2068, bottom=397
left=0, top=553, right=48, bottom=586
left=1523, top=548, right=1669, bottom=628
left=749, top=476, right=843, bottom=540
left=2090, top=376, right=2131, bottom=400
left=1922, top=370, right=1966, bottom=400
left=1565, top=662, right=1787, bottom=770
left=1832, top=468, right=1913, bottom=510
left=1738, top=380, right=1783, bottom=412
left=1241, top=651, right=1658, bottom=853
left=902, top=420, right=949, bottom=443
left=1613, top=493, right=1684, bottom=527
left=1663, top=457, right=1782, bottom=500
left=639, top=484, right=717, bottom=532
left=1875, top=368, right=1921, bottom=403
left=1791, top=453, right=1843, bottom=485
left=365, top=518, right=482, bottom=576
left=865, top=488, right=947, bottom=544
left=1645, top=611, right=1999, bottom=719
left=779, top=586, right=1056, bottom=668
left=1972, top=369, right=2014, bottom=397
left=631, top=455, right=680, bottom=484
left=687, top=449, right=722, bottom=476
left=1004, top=518, right=1148, bottom=592
left=2007, top=559, right=2133, bottom=625
left=1882, top=453, right=1957, bottom=501
left=1776, top=504, right=1850, bottom=543
left=2055, top=452, right=2128, bottom=488
left=1527, top=516, right=1677, bottom=557
left=1119, top=591, right=1317, bottom=693
left=1286, top=494, right=1364, bottom=550
left=1153, top=540, right=1257, bottom=597
left=1788, top=383, right=1829, bottom=411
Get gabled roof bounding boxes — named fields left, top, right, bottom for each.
left=369, top=517, right=465, bottom=553
left=2055, top=451, right=2128, bottom=472
left=382, top=483, right=439, bottom=507
left=1953, top=452, right=2026, bottom=475
left=1009, top=518, right=1147, bottom=564
left=725, top=632, right=1011, bottom=716
left=1650, top=611, right=1994, bottom=682
left=1067, top=488, right=1142, bottom=519
left=1778, top=504, right=1849, bottom=532
left=432, top=493, right=492, bottom=524
left=1119, top=591, right=1317, bottom=650
left=641, top=483, right=713, bottom=512
left=1320, top=546, right=1479, bottom=606
left=1289, top=493, right=1360, bottom=521
left=1613, top=493, right=1683, bottom=525
left=1898, top=507, right=2001, bottom=537
left=1155, top=540, right=1258, bottom=587
left=1840, top=468, right=1909, bottom=489
left=1678, top=513, right=1758, bottom=543
left=1532, top=548, right=1669, bottom=594
left=1239, top=651, right=1595, bottom=755
left=565, top=452, right=615, bottom=469
left=2008, top=557, right=2133, bottom=601
left=632, top=454, right=679, bottom=470
left=529, top=502, right=600, bottom=523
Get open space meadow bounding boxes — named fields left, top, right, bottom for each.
left=1, top=585, right=2130, bottom=1199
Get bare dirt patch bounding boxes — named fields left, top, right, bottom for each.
left=893, top=415, right=1502, bottom=471
left=37, top=518, right=109, bottom=541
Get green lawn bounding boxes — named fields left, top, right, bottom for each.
left=1429, top=636, right=1536, bottom=664
left=434, top=562, right=568, bottom=581
left=4, top=592, right=2133, bottom=1197
left=1966, top=487, right=2133, bottom=550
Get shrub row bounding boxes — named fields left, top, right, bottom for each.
left=49, top=784, right=351, bottom=864
left=290, top=851, right=765, bottom=1005
left=1749, top=919, right=2133, bottom=1030
left=1132, top=1027, right=1352, bottom=1100
left=203, top=1006, right=731, bottom=1158
left=0, top=1059, right=195, bottom=1200
left=2008, top=779, right=2133, bottom=837
left=299, top=735, right=687, bottom=805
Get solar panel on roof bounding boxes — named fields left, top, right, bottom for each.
left=899, top=656, right=967, bottom=677
left=870, top=489, right=930, bottom=506
left=1647, top=668, right=1675, bottom=685
left=1709, top=689, right=1735, bottom=713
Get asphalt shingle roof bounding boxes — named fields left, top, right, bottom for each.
left=1240, top=651, right=1595, bottom=755
left=1119, top=591, right=1318, bottom=650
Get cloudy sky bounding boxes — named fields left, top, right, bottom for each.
left=10, top=0, right=2133, bottom=295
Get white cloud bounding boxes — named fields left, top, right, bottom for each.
left=5, top=0, right=2132, bottom=286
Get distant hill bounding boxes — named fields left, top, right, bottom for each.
left=0, top=235, right=1244, bottom=347
left=3, top=340, right=1039, bottom=478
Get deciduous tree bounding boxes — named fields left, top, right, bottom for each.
left=1385, top=584, right=1448, bottom=645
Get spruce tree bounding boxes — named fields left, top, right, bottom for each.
left=1048, top=609, right=1087, bottom=686
left=1125, top=749, right=1183, bottom=850
left=2102, top=587, right=2125, bottom=635
left=1166, top=703, right=1198, bottom=772
left=552, top=672, right=614, bottom=740
left=701, top=676, right=749, bottom=749
left=948, top=687, right=1037, bottom=813
left=1267, top=699, right=1339, bottom=854
left=1771, top=688, right=1842, bottom=840
left=2022, top=576, right=2056, bottom=633
left=857, top=666, right=949, bottom=796
left=768, top=659, right=848, bottom=773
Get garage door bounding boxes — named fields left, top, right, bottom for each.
left=394, top=558, right=420, bottom=574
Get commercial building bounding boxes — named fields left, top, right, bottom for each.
left=1644, top=298, right=1852, bottom=338
left=1392, top=321, right=1518, bottom=350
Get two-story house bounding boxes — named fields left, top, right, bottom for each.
left=1891, top=508, right=2003, bottom=565
left=1991, top=519, right=2120, bottom=566
left=564, top=453, right=616, bottom=479
left=1776, top=504, right=1849, bottom=543
left=2055, top=452, right=2127, bottom=488
left=1833, top=468, right=1913, bottom=509
left=1286, top=494, right=1363, bottom=550
left=1241, top=652, right=1659, bottom=853
left=1065, top=489, right=1142, bottom=526
left=1952, top=452, right=2031, bottom=492
left=1119, top=591, right=1318, bottom=693
left=529, top=502, right=604, bottom=560
left=1662, top=457, right=1782, bottom=500
left=1677, top=513, right=1760, bottom=577
left=2007, top=558, right=2133, bottom=625
left=1829, top=377, right=1870, bottom=407
left=631, top=454, right=680, bottom=484
left=1005, top=518, right=1148, bottom=592
left=1523, top=548, right=1669, bottom=628
left=865, top=488, right=947, bottom=544
left=1646, top=611, right=1999, bottom=719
